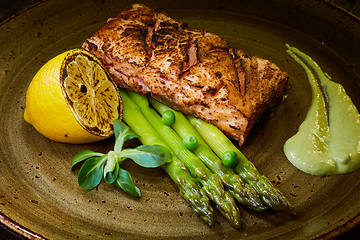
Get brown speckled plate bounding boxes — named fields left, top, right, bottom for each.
left=1, top=0, right=360, bottom=239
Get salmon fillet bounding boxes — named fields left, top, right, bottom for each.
left=82, top=3, right=289, bottom=146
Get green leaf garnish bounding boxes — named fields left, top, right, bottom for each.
left=78, top=155, right=107, bottom=190
left=115, top=168, right=141, bottom=198
left=120, top=145, right=171, bottom=168
left=104, top=151, right=119, bottom=184
left=71, top=120, right=172, bottom=198
left=114, top=120, right=139, bottom=153
left=71, top=150, right=104, bottom=169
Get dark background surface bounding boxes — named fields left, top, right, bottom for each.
left=0, top=0, right=360, bottom=239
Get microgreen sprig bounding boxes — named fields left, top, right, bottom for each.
left=71, top=120, right=171, bottom=197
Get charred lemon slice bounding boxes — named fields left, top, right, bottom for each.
left=24, top=49, right=121, bottom=144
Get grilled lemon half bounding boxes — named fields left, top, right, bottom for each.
left=24, top=49, right=121, bottom=143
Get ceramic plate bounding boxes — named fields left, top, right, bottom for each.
left=0, top=0, right=359, bottom=239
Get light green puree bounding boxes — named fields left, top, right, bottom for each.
left=284, top=44, right=360, bottom=175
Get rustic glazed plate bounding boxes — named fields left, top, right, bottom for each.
left=1, top=0, right=360, bottom=239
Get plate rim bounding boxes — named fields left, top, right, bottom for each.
left=0, top=212, right=45, bottom=240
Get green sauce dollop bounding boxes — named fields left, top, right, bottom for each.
left=284, top=44, right=360, bottom=175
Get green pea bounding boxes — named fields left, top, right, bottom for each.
left=222, top=150, right=238, bottom=168
left=161, top=110, right=175, bottom=126
left=183, top=135, right=198, bottom=150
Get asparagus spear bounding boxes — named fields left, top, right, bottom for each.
left=119, top=89, right=215, bottom=226
left=188, top=116, right=294, bottom=212
left=150, top=98, right=267, bottom=211
left=128, top=91, right=241, bottom=228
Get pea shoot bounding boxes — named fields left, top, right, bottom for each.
left=71, top=120, right=171, bottom=198
left=182, top=134, right=198, bottom=150
left=161, top=110, right=175, bottom=126
left=221, top=150, right=238, bottom=168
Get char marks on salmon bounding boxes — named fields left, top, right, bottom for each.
left=82, top=3, right=289, bottom=146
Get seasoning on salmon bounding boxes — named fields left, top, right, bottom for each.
left=82, top=3, right=289, bottom=146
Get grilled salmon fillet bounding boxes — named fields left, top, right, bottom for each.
left=82, top=3, right=289, bottom=146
